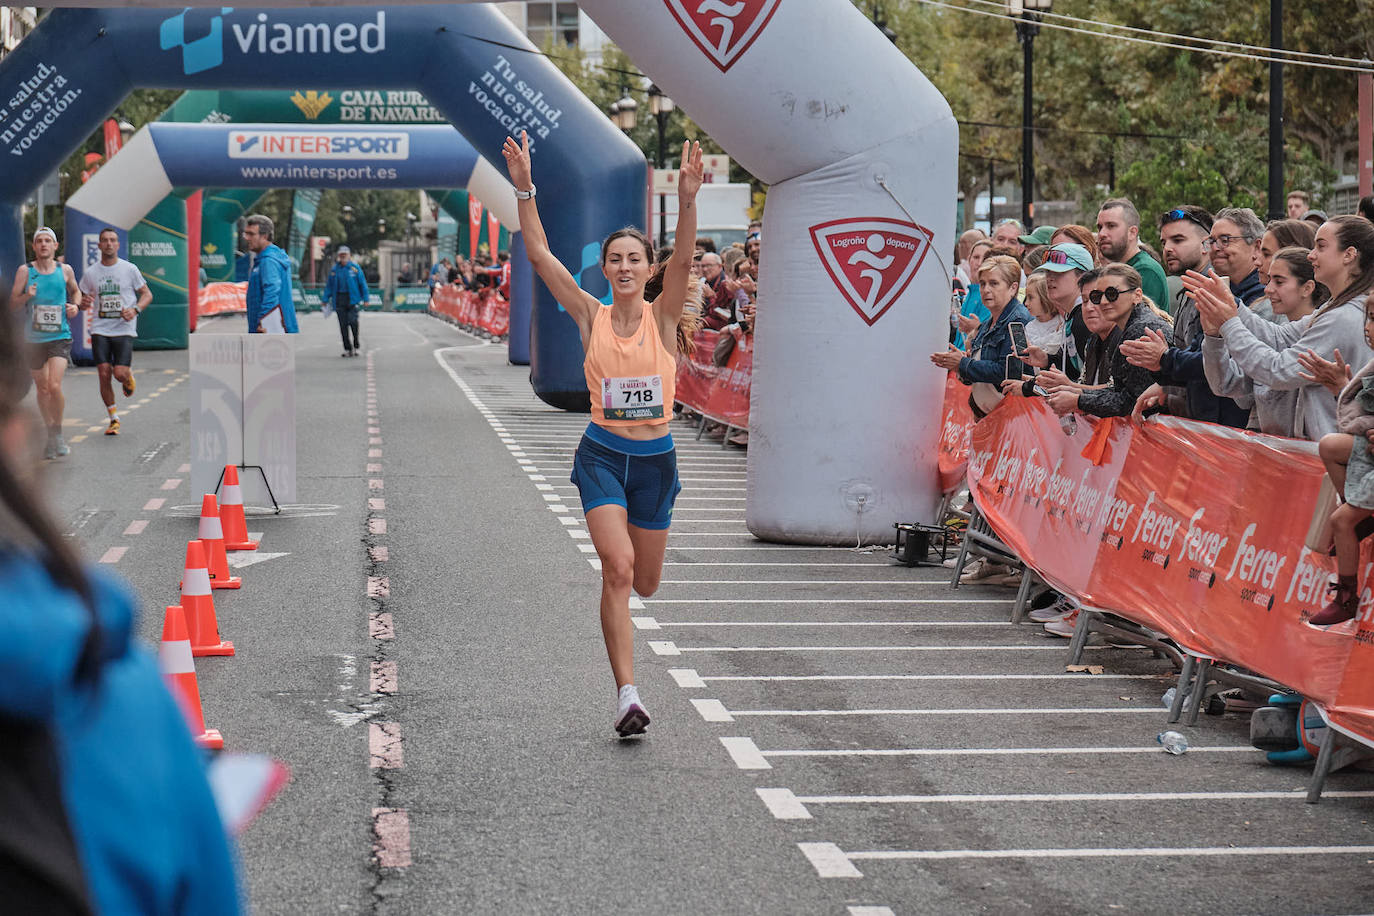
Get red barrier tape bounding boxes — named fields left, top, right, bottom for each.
left=937, top=372, right=976, bottom=494
left=966, top=397, right=1374, bottom=746
left=673, top=329, right=752, bottom=428
left=198, top=281, right=247, bottom=317
left=430, top=285, right=509, bottom=336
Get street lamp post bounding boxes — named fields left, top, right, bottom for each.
left=341, top=204, right=353, bottom=247
left=647, top=84, right=674, bottom=243
left=1008, top=0, right=1050, bottom=229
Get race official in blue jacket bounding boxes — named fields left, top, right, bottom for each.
left=242, top=215, right=298, bottom=334
left=324, top=246, right=370, bottom=357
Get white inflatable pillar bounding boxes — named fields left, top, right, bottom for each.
left=579, top=0, right=957, bottom=543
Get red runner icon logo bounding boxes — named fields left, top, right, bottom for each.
left=809, top=218, right=932, bottom=326
left=663, top=0, right=781, bottom=72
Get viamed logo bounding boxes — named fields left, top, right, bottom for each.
left=290, top=90, right=334, bottom=120
left=160, top=8, right=388, bottom=76
left=160, top=7, right=234, bottom=76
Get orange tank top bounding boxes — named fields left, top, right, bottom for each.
left=584, top=302, right=677, bottom=426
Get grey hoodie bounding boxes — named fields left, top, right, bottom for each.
left=1207, top=293, right=1371, bottom=440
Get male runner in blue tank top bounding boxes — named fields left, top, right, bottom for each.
left=9, top=227, right=81, bottom=459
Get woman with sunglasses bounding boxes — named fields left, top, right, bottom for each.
left=1044, top=265, right=1171, bottom=418
left=1202, top=247, right=1327, bottom=436
left=1182, top=215, right=1374, bottom=441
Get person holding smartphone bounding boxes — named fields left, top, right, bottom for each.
left=931, top=255, right=1031, bottom=417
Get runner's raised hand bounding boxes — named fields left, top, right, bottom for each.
left=678, top=140, right=704, bottom=200
left=501, top=130, right=533, bottom=190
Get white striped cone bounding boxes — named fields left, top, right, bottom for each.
left=181, top=539, right=234, bottom=657
left=199, top=494, right=240, bottom=589
left=159, top=604, right=223, bottom=749
left=219, top=465, right=258, bottom=551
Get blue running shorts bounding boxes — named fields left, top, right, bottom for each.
left=571, top=423, right=681, bottom=530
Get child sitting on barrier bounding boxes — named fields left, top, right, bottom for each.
left=1310, top=303, right=1374, bottom=627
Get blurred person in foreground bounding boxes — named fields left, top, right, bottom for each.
left=0, top=289, right=241, bottom=913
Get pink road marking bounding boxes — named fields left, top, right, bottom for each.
left=368, top=498, right=385, bottom=511
left=368, top=449, right=382, bottom=458
left=367, top=463, right=382, bottom=473
left=368, top=479, right=384, bottom=490
left=99, top=547, right=127, bottom=564
left=372, top=808, right=412, bottom=868
left=369, top=437, right=382, bottom=445
left=370, top=546, right=389, bottom=562
left=371, top=661, right=397, bottom=694
left=123, top=520, right=149, bottom=536
left=369, top=722, right=403, bottom=768
left=369, top=518, right=387, bottom=535
left=178, top=463, right=191, bottom=473
left=369, top=612, right=394, bottom=639
left=368, top=576, right=390, bottom=597
left=160, top=478, right=182, bottom=490
left=143, top=498, right=165, bottom=511
left=368, top=426, right=380, bottom=435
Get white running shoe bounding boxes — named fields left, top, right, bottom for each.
left=1043, top=611, right=1079, bottom=638
left=1029, top=597, right=1077, bottom=623
left=614, top=685, right=650, bottom=737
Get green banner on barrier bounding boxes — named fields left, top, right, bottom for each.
left=129, top=193, right=190, bottom=349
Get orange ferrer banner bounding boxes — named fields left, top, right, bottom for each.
left=430, top=285, right=509, bottom=337
left=673, top=329, right=752, bottom=428
left=967, top=398, right=1372, bottom=745
left=937, top=371, right=975, bottom=494
left=198, top=281, right=247, bottom=317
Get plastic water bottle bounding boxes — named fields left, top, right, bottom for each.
left=1161, top=687, right=1177, bottom=709
left=1157, top=731, right=1189, bottom=755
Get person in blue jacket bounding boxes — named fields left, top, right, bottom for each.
left=323, top=245, right=370, bottom=357
left=242, top=214, right=298, bottom=334
left=931, top=254, right=1032, bottom=418
left=0, top=294, right=241, bottom=914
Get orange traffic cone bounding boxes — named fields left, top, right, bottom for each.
left=159, top=604, right=224, bottom=749
left=181, top=539, right=234, bottom=657
left=199, top=494, right=241, bottom=589
left=219, top=465, right=258, bottom=551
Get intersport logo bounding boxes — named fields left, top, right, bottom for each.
left=809, top=218, right=933, bottom=326
left=664, top=0, right=780, bottom=72
left=160, top=8, right=387, bottom=76
left=228, top=130, right=408, bottom=160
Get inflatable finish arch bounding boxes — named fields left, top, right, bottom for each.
left=577, top=0, right=958, bottom=543
left=0, top=6, right=646, bottom=409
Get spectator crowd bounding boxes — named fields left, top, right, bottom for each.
left=934, top=193, right=1374, bottom=633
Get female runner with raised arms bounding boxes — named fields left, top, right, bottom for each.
left=502, top=131, right=704, bottom=737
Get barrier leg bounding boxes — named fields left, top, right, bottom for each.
left=695, top=415, right=708, bottom=441
left=949, top=518, right=974, bottom=589
left=722, top=425, right=733, bottom=450
left=1010, top=567, right=1035, bottom=625
left=1066, top=609, right=1094, bottom=666
left=1167, top=655, right=1195, bottom=724
left=1185, top=658, right=1212, bottom=726
left=1306, top=729, right=1342, bottom=804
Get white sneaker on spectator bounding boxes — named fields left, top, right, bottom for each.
left=1043, top=611, right=1079, bottom=638
left=960, top=559, right=1008, bottom=583
left=1028, top=598, right=1076, bottom=623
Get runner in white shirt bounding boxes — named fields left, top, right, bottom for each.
left=79, top=228, right=151, bottom=435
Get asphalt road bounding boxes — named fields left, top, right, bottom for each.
left=43, top=311, right=1374, bottom=915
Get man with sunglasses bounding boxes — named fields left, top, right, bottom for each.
left=1122, top=206, right=1250, bottom=428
